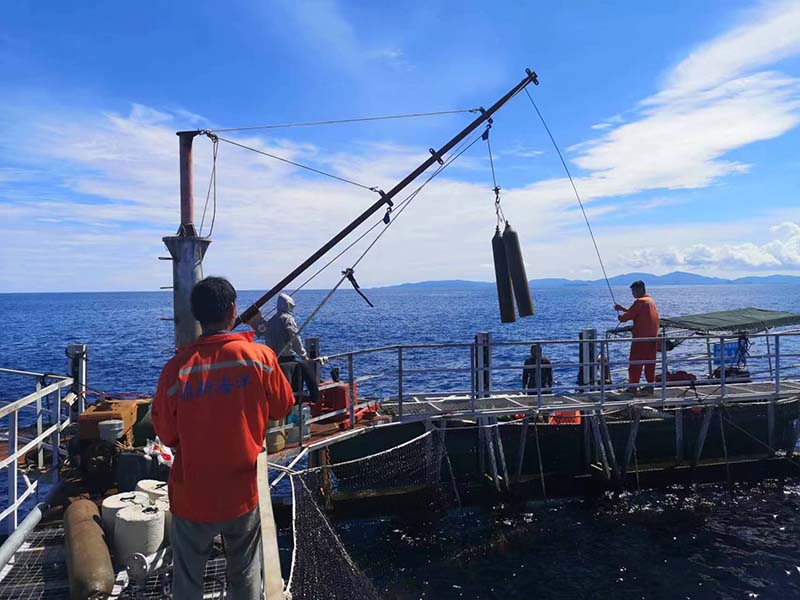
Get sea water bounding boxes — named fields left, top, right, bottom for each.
left=2, top=283, right=800, bottom=598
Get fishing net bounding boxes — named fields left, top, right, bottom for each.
left=286, top=428, right=456, bottom=600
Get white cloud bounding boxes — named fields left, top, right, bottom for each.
left=629, top=220, right=800, bottom=271
left=3, top=2, right=800, bottom=291
left=654, top=0, right=800, bottom=104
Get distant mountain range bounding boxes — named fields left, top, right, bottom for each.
left=379, top=271, right=800, bottom=290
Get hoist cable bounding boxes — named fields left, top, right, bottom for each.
left=483, top=127, right=506, bottom=226
left=350, top=130, right=485, bottom=271
left=289, top=129, right=485, bottom=300
left=281, top=130, right=486, bottom=337
left=523, top=88, right=617, bottom=306
left=199, top=137, right=219, bottom=237
left=214, top=135, right=379, bottom=193
left=206, top=109, right=481, bottom=133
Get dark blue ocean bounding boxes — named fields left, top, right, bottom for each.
left=2, top=284, right=800, bottom=598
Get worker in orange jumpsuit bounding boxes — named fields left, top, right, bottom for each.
left=614, top=280, right=660, bottom=395
left=153, top=277, right=294, bottom=599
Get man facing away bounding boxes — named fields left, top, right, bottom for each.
left=153, top=277, right=294, bottom=599
left=264, top=293, right=319, bottom=403
left=522, top=343, right=553, bottom=394
left=615, top=280, right=660, bottom=395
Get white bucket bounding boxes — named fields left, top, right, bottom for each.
left=98, top=419, right=125, bottom=443
left=114, top=504, right=165, bottom=564
left=101, top=491, right=151, bottom=539
left=136, top=479, right=169, bottom=503
left=154, top=496, right=171, bottom=543
left=287, top=404, right=312, bottom=443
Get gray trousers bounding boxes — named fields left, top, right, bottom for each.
left=171, top=506, right=263, bottom=600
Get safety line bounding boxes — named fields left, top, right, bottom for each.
left=206, top=108, right=480, bottom=133
left=215, top=135, right=378, bottom=192
left=523, top=88, right=617, bottom=306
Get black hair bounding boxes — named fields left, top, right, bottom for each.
left=630, top=280, right=646, bottom=293
left=190, top=277, right=237, bottom=327
left=530, top=344, right=540, bottom=356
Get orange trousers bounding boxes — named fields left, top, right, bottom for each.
left=629, top=340, right=658, bottom=384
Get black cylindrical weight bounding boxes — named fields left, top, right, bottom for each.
left=503, top=222, right=535, bottom=317
left=492, top=227, right=516, bottom=323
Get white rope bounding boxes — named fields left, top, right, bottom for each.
left=285, top=472, right=299, bottom=592
left=298, top=430, right=434, bottom=474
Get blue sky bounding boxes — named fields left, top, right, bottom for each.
left=2, top=1, right=800, bottom=292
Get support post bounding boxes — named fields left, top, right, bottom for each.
left=7, top=411, right=18, bottom=533
left=623, top=407, right=641, bottom=475
left=162, top=236, right=211, bottom=348
left=348, top=353, right=355, bottom=430
left=164, top=131, right=211, bottom=349
left=660, top=333, right=668, bottom=404
left=536, top=348, right=542, bottom=408
left=675, top=407, right=684, bottom=463
left=706, top=336, right=713, bottom=380
left=397, top=346, right=404, bottom=419
left=774, top=334, right=781, bottom=396
left=491, top=418, right=511, bottom=492
left=599, top=342, right=606, bottom=405
left=482, top=419, right=501, bottom=493
left=515, top=418, right=529, bottom=482
left=53, top=388, right=62, bottom=471
left=597, top=411, right=620, bottom=480
left=590, top=416, right=611, bottom=480
left=469, top=343, right=477, bottom=413
left=579, top=329, right=597, bottom=392
left=719, top=336, right=726, bottom=397
left=307, top=337, right=321, bottom=385
left=694, top=407, right=713, bottom=466
left=67, top=344, right=87, bottom=414
left=475, top=332, right=491, bottom=399
left=35, top=380, right=44, bottom=470
left=178, top=131, right=198, bottom=237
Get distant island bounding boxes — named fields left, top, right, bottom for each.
left=377, top=271, right=800, bottom=290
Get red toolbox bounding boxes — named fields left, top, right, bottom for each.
left=311, top=382, right=357, bottom=423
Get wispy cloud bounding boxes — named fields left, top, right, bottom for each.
left=519, top=1, right=800, bottom=210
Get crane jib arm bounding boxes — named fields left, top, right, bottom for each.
left=235, top=68, right=539, bottom=327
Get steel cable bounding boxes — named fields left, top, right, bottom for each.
left=523, top=88, right=617, bottom=306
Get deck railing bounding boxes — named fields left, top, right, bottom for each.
left=311, top=330, right=800, bottom=424
left=0, top=368, right=76, bottom=534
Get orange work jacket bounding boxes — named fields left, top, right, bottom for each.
left=153, top=331, right=294, bottom=523
left=619, top=295, right=660, bottom=339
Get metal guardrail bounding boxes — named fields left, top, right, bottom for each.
left=313, top=331, right=800, bottom=421
left=0, top=368, right=75, bottom=534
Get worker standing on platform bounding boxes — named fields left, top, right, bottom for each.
left=522, top=344, right=553, bottom=394
left=265, top=293, right=320, bottom=403
left=615, top=280, right=660, bottom=395
left=153, top=277, right=294, bottom=599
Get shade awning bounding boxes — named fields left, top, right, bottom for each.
left=659, top=308, right=800, bottom=333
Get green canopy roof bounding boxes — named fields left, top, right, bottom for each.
left=660, top=308, right=800, bottom=332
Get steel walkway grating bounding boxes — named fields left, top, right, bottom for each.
left=0, top=528, right=68, bottom=600
left=0, top=527, right=230, bottom=599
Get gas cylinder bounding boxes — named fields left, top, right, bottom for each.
left=492, top=227, right=516, bottom=323
left=502, top=222, right=534, bottom=317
